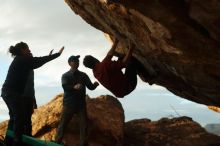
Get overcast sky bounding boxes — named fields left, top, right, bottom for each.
left=0, top=0, right=220, bottom=126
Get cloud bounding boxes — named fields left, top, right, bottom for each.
left=0, top=0, right=113, bottom=89
left=0, top=0, right=104, bottom=44
left=0, top=0, right=108, bottom=52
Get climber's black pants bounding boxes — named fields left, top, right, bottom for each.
left=124, top=57, right=138, bottom=95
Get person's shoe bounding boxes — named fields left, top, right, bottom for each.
left=82, top=143, right=89, bottom=146
left=4, top=136, right=13, bottom=146
left=51, top=140, right=68, bottom=146
left=0, top=136, right=5, bottom=146
left=61, top=142, right=68, bottom=146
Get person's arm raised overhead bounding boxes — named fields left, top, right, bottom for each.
left=58, top=46, right=64, bottom=54
left=49, top=49, right=54, bottom=55
left=122, top=41, right=134, bottom=66
left=105, top=38, right=119, bottom=58
left=28, top=46, right=64, bottom=69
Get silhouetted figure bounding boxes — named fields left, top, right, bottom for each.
left=1, top=42, right=64, bottom=146
left=83, top=39, right=137, bottom=98
left=22, top=70, right=37, bottom=136
left=55, top=55, right=99, bottom=146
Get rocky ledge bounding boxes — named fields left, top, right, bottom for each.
left=64, top=0, right=220, bottom=107
left=0, top=94, right=220, bottom=146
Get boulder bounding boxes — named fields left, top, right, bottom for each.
left=1, top=95, right=220, bottom=146
left=124, top=117, right=220, bottom=146
left=0, top=94, right=124, bottom=146
left=64, top=0, right=220, bottom=107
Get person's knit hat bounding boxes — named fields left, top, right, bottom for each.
left=68, top=55, right=80, bottom=63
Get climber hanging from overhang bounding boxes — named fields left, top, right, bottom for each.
left=83, top=38, right=156, bottom=98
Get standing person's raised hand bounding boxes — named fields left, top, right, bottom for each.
left=58, top=46, right=65, bottom=54
left=49, top=49, right=54, bottom=55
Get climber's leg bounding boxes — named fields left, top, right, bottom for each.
left=124, top=57, right=138, bottom=95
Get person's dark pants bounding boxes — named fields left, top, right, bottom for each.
left=55, top=105, right=89, bottom=146
left=3, top=96, right=15, bottom=146
left=2, top=93, right=33, bottom=146
left=23, top=96, right=34, bottom=137
left=124, top=57, right=138, bottom=95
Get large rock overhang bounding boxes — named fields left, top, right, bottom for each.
left=65, top=0, right=220, bottom=107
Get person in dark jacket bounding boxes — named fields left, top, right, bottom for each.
left=83, top=39, right=137, bottom=98
left=1, top=42, right=64, bottom=146
left=55, top=55, right=99, bottom=146
left=22, top=70, right=37, bottom=136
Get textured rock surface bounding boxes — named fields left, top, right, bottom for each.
left=0, top=121, right=7, bottom=138
left=208, top=106, right=220, bottom=113
left=124, top=117, right=220, bottom=146
left=1, top=95, right=220, bottom=146
left=64, top=0, right=220, bottom=107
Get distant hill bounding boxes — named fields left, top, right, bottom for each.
left=204, top=124, right=220, bottom=136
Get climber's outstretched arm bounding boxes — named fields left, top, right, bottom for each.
left=122, top=41, right=134, bottom=66
left=106, top=39, right=119, bottom=57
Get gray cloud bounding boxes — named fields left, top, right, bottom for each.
left=0, top=0, right=102, bottom=45
left=0, top=0, right=110, bottom=87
